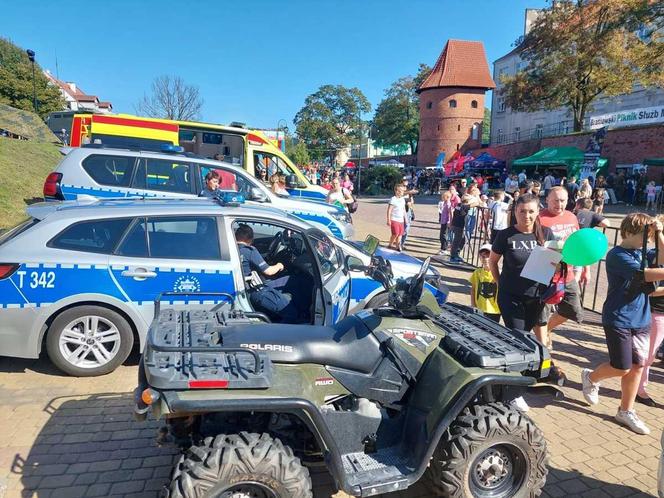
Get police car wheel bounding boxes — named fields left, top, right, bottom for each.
left=46, top=306, right=134, bottom=377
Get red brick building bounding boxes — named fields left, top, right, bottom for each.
left=417, top=40, right=495, bottom=166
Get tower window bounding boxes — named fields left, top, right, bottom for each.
left=457, top=125, right=461, bottom=131
left=449, top=99, right=457, bottom=108
left=426, top=101, right=433, bottom=109
left=437, top=125, right=440, bottom=131
left=471, top=100, right=478, bottom=108
left=456, top=144, right=460, bottom=150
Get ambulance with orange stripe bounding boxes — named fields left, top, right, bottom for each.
left=68, top=113, right=328, bottom=201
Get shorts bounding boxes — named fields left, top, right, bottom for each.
left=390, top=220, right=405, bottom=236
left=604, top=325, right=650, bottom=370
left=555, top=279, right=584, bottom=323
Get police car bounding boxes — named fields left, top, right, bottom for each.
left=0, top=197, right=446, bottom=377
left=43, top=146, right=353, bottom=239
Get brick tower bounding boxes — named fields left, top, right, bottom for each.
left=417, top=40, right=496, bottom=166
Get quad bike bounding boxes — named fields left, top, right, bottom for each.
left=134, top=256, right=552, bottom=498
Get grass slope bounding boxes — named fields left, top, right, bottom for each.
left=0, top=137, right=62, bottom=230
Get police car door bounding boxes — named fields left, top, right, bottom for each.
left=108, top=215, right=233, bottom=325
left=306, top=229, right=351, bottom=325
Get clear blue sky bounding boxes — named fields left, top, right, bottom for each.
left=3, top=0, right=547, bottom=129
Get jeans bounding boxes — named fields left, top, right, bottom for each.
left=439, top=223, right=449, bottom=250
left=450, top=226, right=465, bottom=258
left=465, top=209, right=477, bottom=241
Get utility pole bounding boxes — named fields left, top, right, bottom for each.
left=357, top=111, right=362, bottom=195
left=26, top=49, right=38, bottom=114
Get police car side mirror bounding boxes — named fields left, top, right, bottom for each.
left=286, top=174, right=298, bottom=188
left=249, top=187, right=268, bottom=202
left=345, top=255, right=367, bottom=273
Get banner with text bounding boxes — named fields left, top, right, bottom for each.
left=589, top=106, right=664, bottom=130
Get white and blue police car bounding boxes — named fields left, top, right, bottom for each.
left=43, top=145, right=353, bottom=239
left=0, top=197, right=446, bottom=377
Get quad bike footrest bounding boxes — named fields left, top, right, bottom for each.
left=342, top=447, right=411, bottom=496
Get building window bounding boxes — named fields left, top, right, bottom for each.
left=471, top=100, right=478, bottom=109
left=437, top=125, right=440, bottom=131
left=457, top=124, right=461, bottom=131
left=498, top=98, right=506, bottom=113
left=497, top=129, right=504, bottom=144
left=426, top=101, right=433, bottom=109
left=514, top=127, right=521, bottom=141
left=449, top=99, right=457, bottom=108
left=472, top=123, right=479, bottom=141
left=535, top=124, right=543, bottom=138
left=456, top=144, right=460, bottom=151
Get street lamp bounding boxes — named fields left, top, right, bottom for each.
left=26, top=49, right=38, bottom=114
left=276, top=119, right=289, bottom=153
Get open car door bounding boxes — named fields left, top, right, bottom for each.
left=305, top=228, right=351, bottom=325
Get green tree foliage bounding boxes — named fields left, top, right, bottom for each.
left=372, top=64, right=431, bottom=154
left=294, top=85, right=371, bottom=162
left=285, top=137, right=310, bottom=167
left=360, top=165, right=404, bottom=195
left=500, top=0, right=664, bottom=131
left=0, top=38, right=65, bottom=119
left=482, top=107, right=491, bottom=144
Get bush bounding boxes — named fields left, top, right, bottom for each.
left=359, top=165, right=403, bottom=195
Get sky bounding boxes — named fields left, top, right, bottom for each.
left=2, top=0, right=548, bottom=130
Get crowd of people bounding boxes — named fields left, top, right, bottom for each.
left=383, top=167, right=664, bottom=434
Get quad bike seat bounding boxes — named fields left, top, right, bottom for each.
left=220, top=315, right=383, bottom=374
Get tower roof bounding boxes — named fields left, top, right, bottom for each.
left=418, top=40, right=496, bottom=92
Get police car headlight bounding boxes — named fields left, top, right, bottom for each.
left=329, top=211, right=352, bottom=224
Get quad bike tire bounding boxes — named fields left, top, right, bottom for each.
left=424, top=402, right=548, bottom=498
left=166, top=432, right=312, bottom=498
left=365, top=292, right=389, bottom=309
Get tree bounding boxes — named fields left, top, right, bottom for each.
left=294, top=85, right=371, bottom=163
left=285, top=137, right=310, bottom=166
left=0, top=38, right=65, bottom=118
left=482, top=107, right=491, bottom=144
left=136, top=75, right=203, bottom=121
left=500, top=0, right=664, bottom=131
left=372, top=64, right=431, bottom=154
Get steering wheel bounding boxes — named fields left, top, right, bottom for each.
left=407, top=256, right=432, bottom=305
left=266, top=231, right=284, bottom=261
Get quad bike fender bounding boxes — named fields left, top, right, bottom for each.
left=400, top=348, right=536, bottom=490
left=157, top=393, right=351, bottom=491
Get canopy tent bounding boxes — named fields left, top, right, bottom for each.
left=469, top=151, right=506, bottom=169
left=512, top=147, right=586, bottom=168
left=513, top=147, right=608, bottom=180
left=444, top=151, right=475, bottom=176
left=644, top=158, right=664, bottom=167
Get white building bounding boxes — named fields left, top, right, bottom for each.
left=490, top=9, right=664, bottom=145
left=44, top=71, right=112, bottom=113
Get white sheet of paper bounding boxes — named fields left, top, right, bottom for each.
left=520, top=246, right=563, bottom=285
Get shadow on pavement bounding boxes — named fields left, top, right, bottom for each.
left=0, top=353, right=141, bottom=377
left=545, top=467, right=649, bottom=497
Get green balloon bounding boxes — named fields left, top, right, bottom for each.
left=561, top=228, right=609, bottom=266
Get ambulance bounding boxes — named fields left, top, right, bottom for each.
left=67, top=113, right=328, bottom=200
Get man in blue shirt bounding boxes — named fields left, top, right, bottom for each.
left=581, top=213, right=664, bottom=435
left=235, top=224, right=298, bottom=323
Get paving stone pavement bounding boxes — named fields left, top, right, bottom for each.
left=0, top=196, right=661, bottom=498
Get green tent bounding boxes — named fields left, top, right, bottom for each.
left=513, top=146, right=607, bottom=176
left=644, top=158, right=664, bottom=167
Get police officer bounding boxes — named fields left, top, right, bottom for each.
left=235, top=224, right=298, bottom=322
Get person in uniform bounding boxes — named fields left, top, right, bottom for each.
left=235, top=224, right=298, bottom=322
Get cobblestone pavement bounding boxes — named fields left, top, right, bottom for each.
left=0, top=197, right=661, bottom=498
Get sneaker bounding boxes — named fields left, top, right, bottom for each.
left=615, top=409, right=650, bottom=435
left=581, top=368, right=600, bottom=405
left=510, top=396, right=530, bottom=413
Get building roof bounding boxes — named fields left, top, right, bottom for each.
left=43, top=71, right=112, bottom=108
left=418, top=40, right=496, bottom=92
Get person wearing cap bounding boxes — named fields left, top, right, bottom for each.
left=469, top=244, right=500, bottom=323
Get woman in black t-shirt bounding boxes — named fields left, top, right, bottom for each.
left=489, top=193, right=550, bottom=331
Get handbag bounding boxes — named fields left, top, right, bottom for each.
left=348, top=195, right=358, bottom=214
left=541, top=263, right=567, bottom=305
left=624, top=229, right=657, bottom=302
